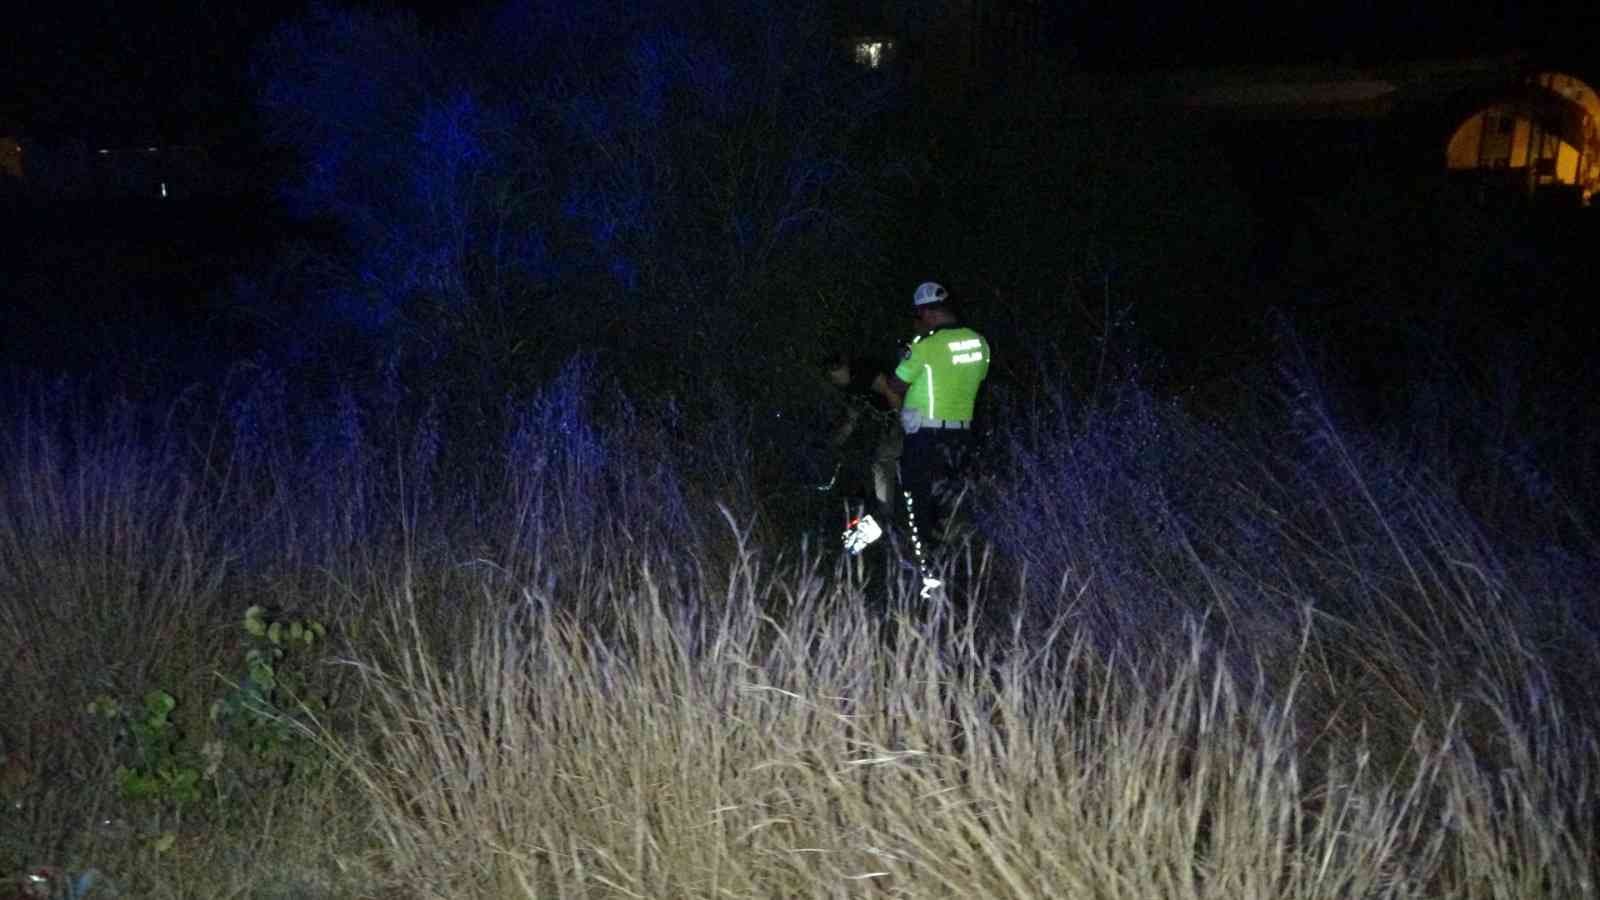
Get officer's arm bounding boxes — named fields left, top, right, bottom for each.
left=877, top=373, right=909, bottom=410
left=881, top=339, right=920, bottom=410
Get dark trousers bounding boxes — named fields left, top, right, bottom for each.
left=898, top=428, right=975, bottom=578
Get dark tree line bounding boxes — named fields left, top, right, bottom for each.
left=240, top=0, right=1266, bottom=417
left=249, top=1, right=911, bottom=409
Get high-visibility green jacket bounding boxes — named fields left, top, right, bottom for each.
left=893, top=326, right=990, bottom=423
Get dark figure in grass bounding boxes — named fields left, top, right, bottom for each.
left=822, top=350, right=903, bottom=534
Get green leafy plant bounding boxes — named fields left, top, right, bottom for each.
left=208, top=605, right=331, bottom=790
left=86, top=690, right=202, bottom=809
left=86, top=606, right=332, bottom=819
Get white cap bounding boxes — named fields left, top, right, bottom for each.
left=913, top=281, right=947, bottom=307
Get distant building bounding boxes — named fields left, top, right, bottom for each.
left=7, top=139, right=228, bottom=200
left=1095, top=55, right=1600, bottom=206
left=834, top=0, right=1044, bottom=103
left=85, top=144, right=215, bottom=200
left=1171, top=55, right=1593, bottom=204
left=1443, top=71, right=1600, bottom=204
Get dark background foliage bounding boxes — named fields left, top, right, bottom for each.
left=2, top=0, right=1597, bottom=516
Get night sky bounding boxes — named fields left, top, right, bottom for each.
left=1061, top=2, right=1600, bottom=70
left=8, top=2, right=1600, bottom=145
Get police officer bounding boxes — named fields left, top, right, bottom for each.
left=883, top=281, right=990, bottom=595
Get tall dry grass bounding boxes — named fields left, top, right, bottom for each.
left=1, top=356, right=1596, bottom=897
left=330, top=527, right=1597, bottom=898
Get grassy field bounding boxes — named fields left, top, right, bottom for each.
left=2, top=359, right=1596, bottom=898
